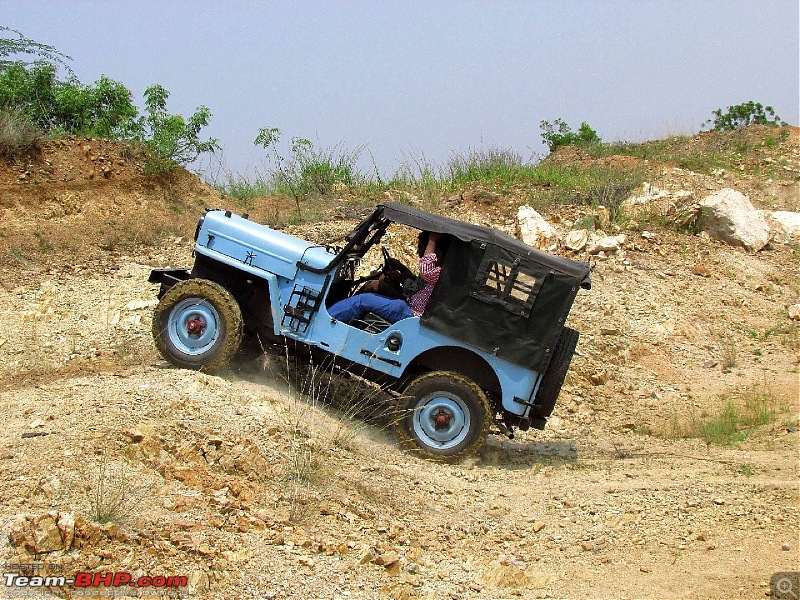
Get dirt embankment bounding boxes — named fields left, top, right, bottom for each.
left=0, top=138, right=219, bottom=287
left=0, top=134, right=797, bottom=599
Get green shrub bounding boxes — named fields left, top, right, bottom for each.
left=52, top=74, right=139, bottom=138
left=705, top=101, right=785, bottom=131
left=135, top=84, right=219, bottom=174
left=0, top=28, right=216, bottom=174
left=0, top=63, right=138, bottom=138
left=540, top=118, right=602, bottom=151
left=0, top=63, right=58, bottom=130
left=0, top=70, right=218, bottom=172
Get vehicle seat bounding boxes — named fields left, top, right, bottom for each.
left=350, top=312, right=392, bottom=333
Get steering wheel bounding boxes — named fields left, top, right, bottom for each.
left=380, top=247, right=416, bottom=281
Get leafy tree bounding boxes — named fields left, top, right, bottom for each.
left=705, top=101, right=786, bottom=131
left=0, top=25, right=73, bottom=75
left=540, top=119, right=601, bottom=152
left=0, top=63, right=56, bottom=128
left=54, top=75, right=139, bottom=138
left=134, top=84, right=219, bottom=173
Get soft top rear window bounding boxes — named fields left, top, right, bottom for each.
left=470, top=251, right=544, bottom=318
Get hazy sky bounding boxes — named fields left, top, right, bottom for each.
left=4, top=1, right=799, bottom=178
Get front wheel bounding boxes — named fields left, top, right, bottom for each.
left=152, top=278, right=243, bottom=372
left=396, top=371, right=492, bottom=461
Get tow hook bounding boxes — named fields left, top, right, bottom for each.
left=495, top=421, right=515, bottom=439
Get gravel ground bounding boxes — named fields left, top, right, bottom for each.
left=0, top=132, right=798, bottom=599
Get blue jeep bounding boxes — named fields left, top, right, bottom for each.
left=149, top=202, right=591, bottom=460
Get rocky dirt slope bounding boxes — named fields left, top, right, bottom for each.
left=0, top=133, right=798, bottom=599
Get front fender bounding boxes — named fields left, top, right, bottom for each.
left=149, top=268, right=190, bottom=299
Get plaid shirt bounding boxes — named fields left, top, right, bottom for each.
left=408, top=252, right=441, bottom=316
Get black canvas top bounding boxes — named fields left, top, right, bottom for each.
left=379, top=202, right=592, bottom=288
left=376, top=202, right=591, bottom=371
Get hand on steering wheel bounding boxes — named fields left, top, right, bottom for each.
left=380, top=247, right=415, bottom=283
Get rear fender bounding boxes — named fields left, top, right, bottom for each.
left=406, top=346, right=502, bottom=405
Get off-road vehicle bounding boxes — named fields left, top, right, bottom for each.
left=149, top=202, right=591, bottom=460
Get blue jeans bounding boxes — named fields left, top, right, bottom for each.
left=328, top=293, right=413, bottom=324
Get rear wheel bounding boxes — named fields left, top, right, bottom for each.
left=397, top=371, right=491, bottom=461
left=152, top=278, right=243, bottom=372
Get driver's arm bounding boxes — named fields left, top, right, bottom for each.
left=419, top=233, right=442, bottom=284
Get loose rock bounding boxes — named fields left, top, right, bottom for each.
left=517, top=206, right=558, bottom=250
left=699, top=189, right=770, bottom=251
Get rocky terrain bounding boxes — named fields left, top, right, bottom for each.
left=0, top=130, right=798, bottom=599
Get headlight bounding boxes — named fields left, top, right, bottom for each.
left=194, top=215, right=205, bottom=241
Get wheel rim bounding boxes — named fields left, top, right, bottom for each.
left=411, top=392, right=471, bottom=450
left=167, top=297, right=221, bottom=356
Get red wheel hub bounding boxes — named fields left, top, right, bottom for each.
left=186, top=316, right=205, bottom=336
left=433, top=408, right=451, bottom=430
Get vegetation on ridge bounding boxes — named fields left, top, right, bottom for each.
left=0, top=26, right=217, bottom=170
left=0, top=26, right=795, bottom=223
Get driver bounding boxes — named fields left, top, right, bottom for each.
left=328, top=231, right=445, bottom=324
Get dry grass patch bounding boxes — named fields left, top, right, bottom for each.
left=0, top=107, right=42, bottom=160
left=666, top=383, right=784, bottom=445
left=260, top=346, right=396, bottom=521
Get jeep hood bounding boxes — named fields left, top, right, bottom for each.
left=196, top=210, right=334, bottom=279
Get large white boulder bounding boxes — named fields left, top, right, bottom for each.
left=517, top=206, right=558, bottom=250
left=761, top=210, right=800, bottom=244
left=698, top=189, right=770, bottom=251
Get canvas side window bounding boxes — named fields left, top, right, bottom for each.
left=471, top=255, right=541, bottom=317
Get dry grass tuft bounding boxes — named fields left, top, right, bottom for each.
left=85, top=457, right=151, bottom=524
left=0, top=107, right=42, bottom=160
